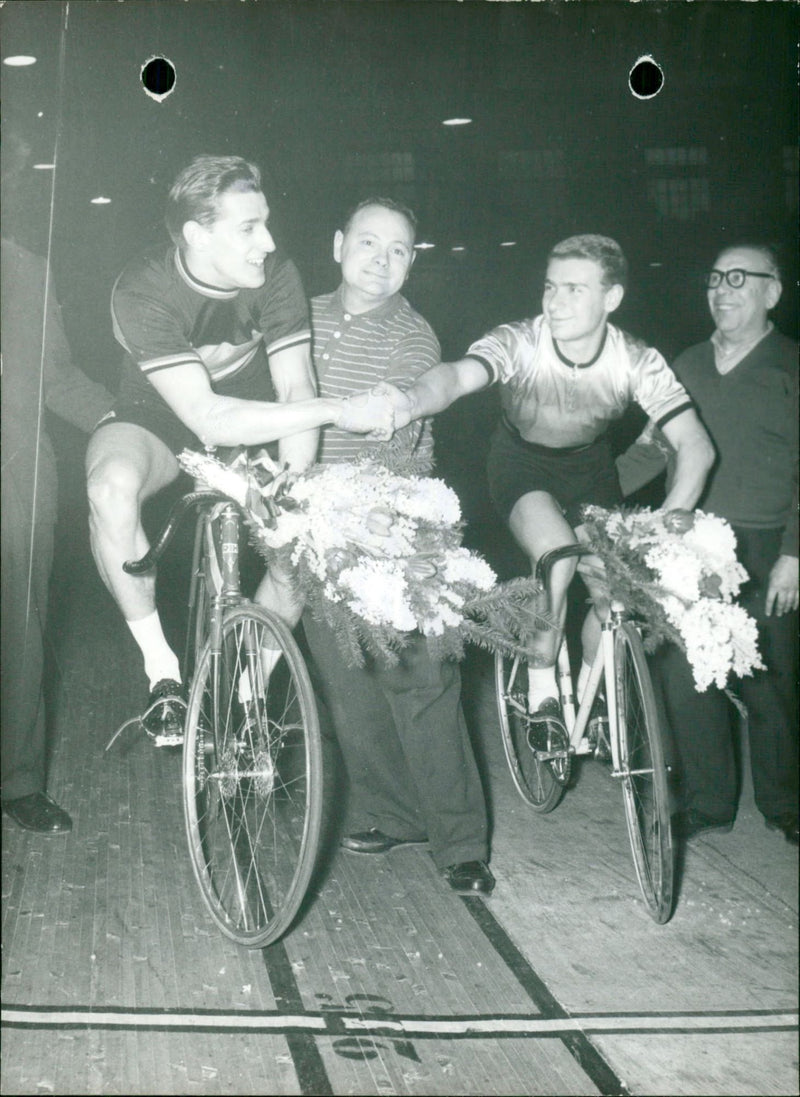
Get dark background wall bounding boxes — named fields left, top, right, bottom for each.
left=3, top=0, right=798, bottom=543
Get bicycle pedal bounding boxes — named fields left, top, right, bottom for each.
left=153, top=733, right=184, bottom=748
left=594, top=741, right=612, bottom=762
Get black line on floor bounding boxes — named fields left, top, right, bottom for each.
left=462, top=895, right=631, bottom=1097
left=260, top=939, right=334, bottom=1096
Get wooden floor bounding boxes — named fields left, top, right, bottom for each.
left=2, top=496, right=798, bottom=1096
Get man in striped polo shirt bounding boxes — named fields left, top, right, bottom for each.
left=302, top=198, right=495, bottom=896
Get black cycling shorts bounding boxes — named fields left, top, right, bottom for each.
left=487, top=417, right=623, bottom=526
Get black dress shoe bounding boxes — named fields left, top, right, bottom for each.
left=442, top=860, right=496, bottom=895
left=341, top=828, right=428, bottom=854
left=672, top=809, right=734, bottom=842
left=2, top=792, right=72, bottom=833
left=765, top=814, right=799, bottom=845
left=142, top=679, right=186, bottom=742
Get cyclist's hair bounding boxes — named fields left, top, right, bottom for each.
left=165, top=155, right=262, bottom=245
left=548, top=234, right=628, bottom=289
left=342, top=196, right=417, bottom=240
left=715, top=241, right=782, bottom=281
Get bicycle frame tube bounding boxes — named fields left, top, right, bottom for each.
left=565, top=642, right=606, bottom=752
left=601, top=602, right=626, bottom=772
left=205, top=504, right=242, bottom=654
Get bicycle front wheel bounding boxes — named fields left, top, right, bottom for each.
left=613, top=623, right=674, bottom=923
left=494, top=651, right=566, bottom=812
left=183, top=605, right=323, bottom=947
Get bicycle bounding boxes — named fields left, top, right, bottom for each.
left=495, top=543, right=674, bottom=923
left=122, top=468, right=323, bottom=948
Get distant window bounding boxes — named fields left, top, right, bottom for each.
left=343, top=151, right=415, bottom=184
left=645, top=147, right=709, bottom=220
left=647, top=177, right=710, bottom=221
left=498, top=149, right=566, bottom=180
left=645, top=147, right=708, bottom=167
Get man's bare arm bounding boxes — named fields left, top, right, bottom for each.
left=375, top=357, right=493, bottom=431
left=270, top=343, right=321, bottom=473
left=144, top=353, right=383, bottom=449
left=660, top=408, right=715, bottom=511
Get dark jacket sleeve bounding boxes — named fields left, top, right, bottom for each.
left=43, top=289, right=115, bottom=432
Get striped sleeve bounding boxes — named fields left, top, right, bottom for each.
left=110, top=266, right=203, bottom=376
left=628, top=341, right=694, bottom=427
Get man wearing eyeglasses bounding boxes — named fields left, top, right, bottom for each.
left=653, top=243, right=798, bottom=845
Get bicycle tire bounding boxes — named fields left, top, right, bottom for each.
left=612, top=622, right=674, bottom=923
left=494, top=651, right=567, bottom=812
left=183, top=604, right=323, bottom=947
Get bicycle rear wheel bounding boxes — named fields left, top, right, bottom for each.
left=494, top=651, right=567, bottom=812
left=613, top=623, right=674, bottom=923
left=183, top=604, right=323, bottom=947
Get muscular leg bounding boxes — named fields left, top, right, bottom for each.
left=508, top=490, right=577, bottom=662
left=86, top=423, right=181, bottom=686
left=575, top=523, right=611, bottom=699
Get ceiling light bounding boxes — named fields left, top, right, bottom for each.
left=451, top=246, right=466, bottom=253
left=90, top=196, right=112, bottom=205
left=500, top=241, right=517, bottom=248
left=442, top=117, right=472, bottom=126
left=33, top=163, right=55, bottom=171
left=415, top=242, right=435, bottom=250
left=3, top=55, right=37, bottom=67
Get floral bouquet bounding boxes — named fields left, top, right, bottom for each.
left=580, top=505, right=764, bottom=691
left=179, top=448, right=550, bottom=667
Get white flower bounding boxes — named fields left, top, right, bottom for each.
left=443, top=549, right=497, bottom=589
left=666, top=599, right=763, bottom=692
left=584, top=504, right=764, bottom=692
left=338, top=560, right=417, bottom=632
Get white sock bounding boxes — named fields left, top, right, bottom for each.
left=528, top=665, right=558, bottom=712
left=577, top=660, right=593, bottom=704
left=126, top=611, right=181, bottom=691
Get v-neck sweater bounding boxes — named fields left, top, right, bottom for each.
left=673, top=329, right=798, bottom=557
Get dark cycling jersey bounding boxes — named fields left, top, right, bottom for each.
left=99, top=244, right=311, bottom=453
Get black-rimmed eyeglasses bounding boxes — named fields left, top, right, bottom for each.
left=705, top=269, right=776, bottom=289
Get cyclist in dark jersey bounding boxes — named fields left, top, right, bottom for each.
left=87, top=155, right=394, bottom=738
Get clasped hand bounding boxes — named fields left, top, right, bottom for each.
left=336, top=382, right=414, bottom=441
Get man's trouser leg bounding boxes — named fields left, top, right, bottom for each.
left=1, top=473, right=55, bottom=800
left=302, top=615, right=488, bottom=868
left=649, top=641, right=736, bottom=820
left=377, top=633, right=488, bottom=869
left=735, top=527, right=799, bottom=821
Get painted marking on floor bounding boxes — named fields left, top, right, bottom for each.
left=261, top=935, right=334, bottom=1096
left=3, top=1004, right=797, bottom=1036
left=462, top=891, right=629, bottom=1094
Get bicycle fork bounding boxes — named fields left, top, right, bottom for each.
left=601, top=602, right=626, bottom=774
